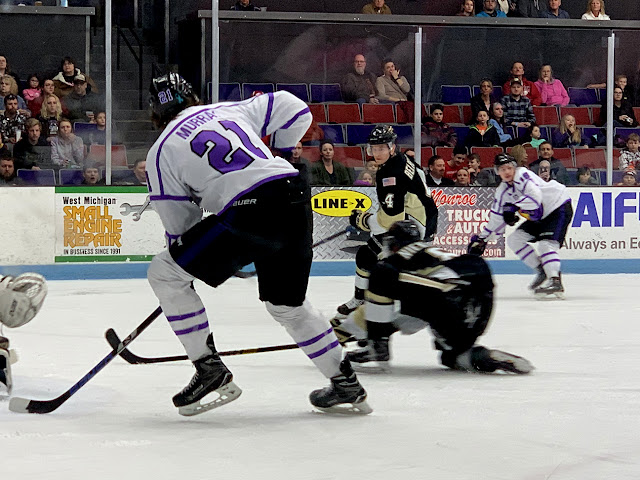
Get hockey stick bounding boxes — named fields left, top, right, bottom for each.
left=104, top=328, right=298, bottom=364
left=232, top=226, right=355, bottom=279
left=8, top=307, right=163, bottom=414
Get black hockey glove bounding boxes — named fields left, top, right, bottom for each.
left=350, top=209, right=372, bottom=232
left=502, top=203, right=519, bottom=226
left=467, top=234, right=487, bottom=256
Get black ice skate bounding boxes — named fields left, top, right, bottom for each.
left=534, top=275, right=564, bottom=299
left=309, top=360, right=372, bottom=415
left=335, top=297, right=365, bottom=320
left=529, top=265, right=547, bottom=290
left=345, top=338, right=390, bottom=364
left=471, top=346, right=534, bottom=375
left=172, top=335, right=241, bottom=416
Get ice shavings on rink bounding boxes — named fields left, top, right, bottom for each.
left=2, top=275, right=640, bottom=479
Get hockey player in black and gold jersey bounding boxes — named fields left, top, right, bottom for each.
left=341, top=221, right=533, bottom=374
left=335, top=125, right=438, bottom=321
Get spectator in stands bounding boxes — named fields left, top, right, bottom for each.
left=489, top=102, right=514, bottom=145
left=457, top=0, right=475, bottom=16
left=62, top=74, right=103, bottom=123
left=354, top=170, right=375, bottom=186
left=0, top=56, right=19, bottom=86
left=454, top=168, right=471, bottom=186
left=13, top=118, right=49, bottom=170
left=466, top=110, right=501, bottom=147
left=617, top=169, right=637, bottom=186
left=300, top=116, right=324, bottom=146
left=230, top=0, right=261, bottom=10
left=22, top=74, right=42, bottom=112
left=588, top=74, right=635, bottom=105
left=475, top=160, right=500, bottom=186
left=534, top=64, right=569, bottom=106
left=619, top=133, right=640, bottom=170
left=502, top=62, right=542, bottom=106
left=502, top=78, right=536, bottom=128
left=600, top=86, right=638, bottom=127
left=0, top=95, right=27, bottom=145
left=286, top=141, right=311, bottom=181
left=529, top=141, right=569, bottom=184
left=375, top=59, right=410, bottom=104
left=0, top=157, right=23, bottom=187
left=517, top=0, right=548, bottom=17
left=476, top=0, right=507, bottom=17
left=421, top=104, right=457, bottom=147
left=38, top=94, right=63, bottom=142
left=341, top=54, right=379, bottom=106
left=537, top=160, right=552, bottom=182
left=445, top=145, right=468, bottom=180
left=576, top=166, right=599, bottom=185
left=541, top=0, right=569, bottom=18
left=510, top=144, right=529, bottom=168
left=552, top=115, right=588, bottom=148
left=582, top=0, right=609, bottom=20
left=364, top=158, right=379, bottom=182
left=51, top=118, right=84, bottom=168
left=53, top=57, right=97, bottom=99
left=28, top=79, right=57, bottom=117
left=523, top=124, right=546, bottom=149
left=81, top=162, right=105, bottom=186
left=466, top=152, right=481, bottom=184
left=497, top=0, right=516, bottom=15
left=310, top=140, right=353, bottom=186
left=0, top=75, right=29, bottom=113
left=470, top=79, right=496, bottom=122
left=361, top=0, right=391, bottom=14
left=132, top=158, right=147, bottom=186
left=425, top=155, right=455, bottom=187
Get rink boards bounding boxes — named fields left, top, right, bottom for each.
left=2, top=185, right=640, bottom=279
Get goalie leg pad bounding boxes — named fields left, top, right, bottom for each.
left=0, top=273, right=47, bottom=329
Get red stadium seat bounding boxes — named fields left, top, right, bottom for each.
left=441, top=105, right=462, bottom=124
left=307, top=103, right=327, bottom=123
left=302, top=146, right=364, bottom=168
left=461, top=104, right=473, bottom=124
left=362, top=104, right=395, bottom=123
left=575, top=148, right=606, bottom=169
left=559, top=107, right=591, bottom=126
left=533, top=106, right=559, bottom=126
left=88, top=144, right=129, bottom=167
left=435, top=146, right=453, bottom=162
left=327, top=103, right=361, bottom=123
left=420, top=147, right=434, bottom=168
left=470, top=146, right=504, bottom=169
left=591, top=106, right=602, bottom=125
left=396, top=103, right=426, bottom=124
left=552, top=147, right=574, bottom=168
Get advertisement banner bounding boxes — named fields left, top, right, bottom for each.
left=54, top=187, right=165, bottom=263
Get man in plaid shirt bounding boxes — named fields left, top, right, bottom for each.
left=0, top=95, right=27, bottom=145
left=501, top=78, right=536, bottom=128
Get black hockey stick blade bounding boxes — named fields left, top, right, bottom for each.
left=9, top=307, right=163, bottom=414
left=106, top=328, right=299, bottom=364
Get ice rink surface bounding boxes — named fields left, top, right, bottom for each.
left=2, top=274, right=639, bottom=480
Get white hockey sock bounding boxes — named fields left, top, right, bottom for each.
left=266, top=300, right=342, bottom=378
left=507, top=230, right=540, bottom=271
left=538, top=240, right=561, bottom=278
left=148, top=251, right=211, bottom=361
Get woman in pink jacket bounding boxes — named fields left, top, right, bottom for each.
left=534, top=65, right=569, bottom=106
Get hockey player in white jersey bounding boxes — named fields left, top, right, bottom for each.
left=146, top=73, right=371, bottom=416
left=467, top=154, right=573, bottom=298
left=0, top=273, right=47, bottom=394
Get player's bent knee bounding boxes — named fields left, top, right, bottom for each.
left=265, top=299, right=323, bottom=328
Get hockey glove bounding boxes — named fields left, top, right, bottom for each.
left=350, top=209, right=372, bottom=232
left=502, top=203, right=519, bottom=226
left=467, top=234, right=487, bottom=256
left=518, top=205, right=543, bottom=222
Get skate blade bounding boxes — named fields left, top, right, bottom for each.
left=352, top=362, right=391, bottom=374
left=535, top=291, right=565, bottom=300
left=177, top=381, right=242, bottom=417
left=313, top=399, right=373, bottom=415
left=490, top=351, right=534, bottom=374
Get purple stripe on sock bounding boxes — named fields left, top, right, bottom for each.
left=521, top=250, right=534, bottom=261
left=174, top=321, right=209, bottom=336
left=542, top=258, right=560, bottom=267
left=298, top=327, right=334, bottom=347
left=515, top=244, right=532, bottom=255
left=167, top=307, right=206, bottom=322
left=540, top=251, right=557, bottom=258
left=307, top=339, right=340, bottom=359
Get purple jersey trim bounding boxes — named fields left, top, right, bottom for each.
left=307, top=339, right=341, bottom=359
left=167, top=307, right=206, bottom=322
left=281, top=107, right=310, bottom=130
left=261, top=92, right=275, bottom=138
left=490, top=209, right=502, bottom=216
left=297, top=327, right=334, bottom=347
left=217, top=171, right=299, bottom=215
left=174, top=321, right=209, bottom=336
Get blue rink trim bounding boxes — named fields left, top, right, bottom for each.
left=1, top=259, right=640, bottom=280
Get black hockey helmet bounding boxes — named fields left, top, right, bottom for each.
left=149, top=73, right=199, bottom=126
left=384, top=220, right=421, bottom=253
left=494, top=153, right=517, bottom=173
left=367, top=125, right=397, bottom=156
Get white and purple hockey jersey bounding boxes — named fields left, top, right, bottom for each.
left=478, top=167, right=571, bottom=241
left=145, top=91, right=312, bottom=244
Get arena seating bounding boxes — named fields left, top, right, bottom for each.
left=17, top=169, right=56, bottom=186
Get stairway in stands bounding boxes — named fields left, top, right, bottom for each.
left=89, top=27, right=163, bottom=166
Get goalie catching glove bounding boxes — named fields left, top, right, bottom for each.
left=0, top=273, right=47, bottom=328
left=350, top=209, right=372, bottom=233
